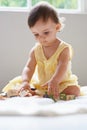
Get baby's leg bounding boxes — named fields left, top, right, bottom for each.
left=2, top=76, right=22, bottom=93
left=61, top=85, right=80, bottom=97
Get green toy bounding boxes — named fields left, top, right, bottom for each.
left=43, top=92, right=76, bottom=101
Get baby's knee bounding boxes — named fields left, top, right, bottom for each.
left=62, top=85, right=80, bottom=96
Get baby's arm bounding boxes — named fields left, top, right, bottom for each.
left=52, top=47, right=70, bottom=85
left=22, top=48, right=36, bottom=83
left=20, top=48, right=36, bottom=94
left=42, top=47, right=70, bottom=100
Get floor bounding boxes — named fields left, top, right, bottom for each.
left=0, top=114, right=87, bottom=130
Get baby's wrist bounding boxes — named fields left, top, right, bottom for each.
left=22, top=80, right=30, bottom=88
left=51, top=77, right=58, bottom=84
left=22, top=79, right=29, bottom=83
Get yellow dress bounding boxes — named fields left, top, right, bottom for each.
left=2, top=41, right=80, bottom=94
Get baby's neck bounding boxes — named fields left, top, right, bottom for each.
left=42, top=39, right=61, bottom=59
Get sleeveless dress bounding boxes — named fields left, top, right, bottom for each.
left=2, top=41, right=80, bottom=95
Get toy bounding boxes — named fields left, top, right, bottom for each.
left=43, top=92, right=57, bottom=102
left=43, top=92, right=76, bottom=101
left=60, top=93, right=76, bottom=100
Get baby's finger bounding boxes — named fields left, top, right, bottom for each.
left=48, top=86, right=53, bottom=95
left=53, top=88, right=59, bottom=100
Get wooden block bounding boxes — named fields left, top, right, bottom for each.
left=66, top=95, right=76, bottom=100
left=60, top=94, right=76, bottom=100
left=60, top=93, right=66, bottom=100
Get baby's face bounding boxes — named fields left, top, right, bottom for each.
left=30, top=18, right=60, bottom=47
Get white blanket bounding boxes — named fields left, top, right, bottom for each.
left=0, top=86, right=87, bottom=116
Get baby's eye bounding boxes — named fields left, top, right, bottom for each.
left=34, top=34, right=39, bottom=37
left=44, top=32, right=49, bottom=35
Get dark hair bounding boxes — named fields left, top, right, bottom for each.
left=28, top=2, right=60, bottom=28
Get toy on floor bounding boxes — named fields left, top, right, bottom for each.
left=43, top=92, right=76, bottom=101
left=59, top=93, right=76, bottom=100
left=0, top=87, right=76, bottom=101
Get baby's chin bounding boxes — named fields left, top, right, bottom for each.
left=41, top=42, right=52, bottom=47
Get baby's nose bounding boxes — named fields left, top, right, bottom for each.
left=39, top=35, right=45, bottom=42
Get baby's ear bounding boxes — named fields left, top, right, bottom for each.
left=56, top=23, right=61, bottom=31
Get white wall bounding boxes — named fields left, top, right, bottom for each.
left=0, top=11, right=87, bottom=91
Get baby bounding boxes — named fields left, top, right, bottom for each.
left=2, top=1, right=80, bottom=100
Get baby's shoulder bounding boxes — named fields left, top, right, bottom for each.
left=61, top=41, right=72, bottom=48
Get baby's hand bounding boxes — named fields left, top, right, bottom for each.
left=41, top=80, right=59, bottom=100
left=19, top=82, right=30, bottom=91
left=19, top=82, right=36, bottom=96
